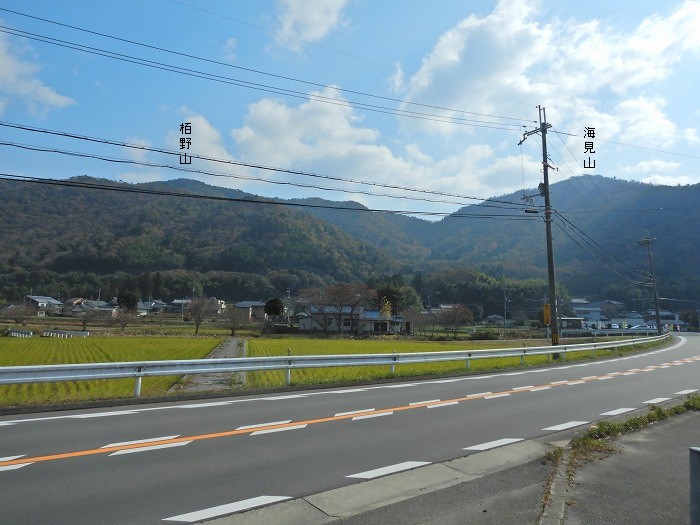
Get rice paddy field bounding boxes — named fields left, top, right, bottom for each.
left=0, top=337, right=222, bottom=406
left=245, top=337, right=629, bottom=388
left=0, top=334, right=661, bottom=406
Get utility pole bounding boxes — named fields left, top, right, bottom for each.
left=519, top=105, right=560, bottom=346
left=638, top=238, right=662, bottom=335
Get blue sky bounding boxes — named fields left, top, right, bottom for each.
left=1, top=0, right=699, bottom=218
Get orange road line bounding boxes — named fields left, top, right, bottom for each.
left=2, top=354, right=698, bottom=469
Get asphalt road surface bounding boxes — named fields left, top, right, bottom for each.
left=1, top=334, right=698, bottom=524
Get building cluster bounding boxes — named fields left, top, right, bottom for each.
left=570, top=298, right=685, bottom=331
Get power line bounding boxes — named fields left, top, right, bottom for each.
left=0, top=25, right=527, bottom=132
left=2, top=140, right=533, bottom=209
left=0, top=120, right=533, bottom=208
left=0, top=173, right=542, bottom=221
left=0, top=7, right=534, bottom=125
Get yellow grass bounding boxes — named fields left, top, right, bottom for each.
left=0, top=337, right=223, bottom=406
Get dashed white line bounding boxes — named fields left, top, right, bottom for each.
left=427, top=401, right=459, bottom=409
left=334, top=409, right=375, bottom=417
left=529, top=386, right=552, bottom=392
left=353, top=412, right=393, bottom=421
left=464, top=438, right=523, bottom=451
left=467, top=391, right=492, bottom=397
left=101, top=436, right=180, bottom=448
left=263, top=395, right=308, bottom=400
left=236, top=421, right=291, bottom=431
left=0, top=455, right=32, bottom=472
left=484, top=393, right=510, bottom=399
left=512, top=385, right=534, bottom=391
left=250, top=424, right=308, bottom=436
left=347, top=461, right=430, bottom=479
left=109, top=441, right=192, bottom=456
left=409, top=399, right=440, bottom=406
left=676, top=389, right=698, bottom=395
left=567, top=381, right=585, bottom=385
left=643, top=398, right=671, bottom=404
left=543, top=421, right=589, bottom=431
left=600, top=408, right=636, bottom=416
left=163, top=495, right=292, bottom=522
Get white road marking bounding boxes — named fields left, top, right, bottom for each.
left=347, top=461, right=430, bottom=479
left=512, top=386, right=534, bottom=391
left=551, top=380, right=569, bottom=385
left=236, top=421, right=291, bottom=431
left=676, top=389, right=698, bottom=395
left=427, top=401, right=459, bottom=409
left=327, top=389, right=367, bottom=394
left=484, top=393, right=510, bottom=399
left=334, top=409, right=375, bottom=417
left=644, top=398, right=671, bottom=404
left=101, top=436, right=180, bottom=448
left=0, top=463, right=33, bottom=471
left=0, top=455, right=33, bottom=471
left=597, top=376, right=613, bottom=381
left=263, top=395, right=308, bottom=400
left=70, top=411, right=137, bottom=418
left=110, top=441, right=192, bottom=456
left=464, top=438, right=523, bottom=451
left=383, top=384, right=416, bottom=388
left=529, top=386, right=552, bottom=392
left=600, top=408, right=636, bottom=416
left=581, top=376, right=598, bottom=380
left=250, top=424, right=308, bottom=436
left=353, top=411, right=393, bottom=421
left=467, top=391, right=492, bottom=397
left=0, top=422, right=16, bottom=426
left=567, top=381, right=585, bottom=385
left=177, top=401, right=234, bottom=409
left=409, top=399, right=440, bottom=405
left=163, top=495, right=292, bottom=522
left=543, top=421, right=589, bottom=431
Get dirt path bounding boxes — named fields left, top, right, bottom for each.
left=168, top=337, right=246, bottom=394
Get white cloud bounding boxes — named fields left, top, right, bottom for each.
left=640, top=174, right=698, bottom=186
left=0, top=29, right=74, bottom=117
left=275, top=0, right=349, bottom=53
left=124, top=138, right=152, bottom=163
left=228, top=87, right=545, bottom=210
left=621, top=159, right=681, bottom=175
left=222, top=38, right=237, bottom=62
left=400, top=0, right=700, bottom=145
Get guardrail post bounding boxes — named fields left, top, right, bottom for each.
left=691, top=447, right=700, bottom=525
left=520, top=351, right=525, bottom=366
left=466, top=352, right=471, bottom=371
left=592, top=344, right=596, bottom=358
left=391, top=350, right=397, bottom=375
left=562, top=349, right=567, bottom=361
left=286, top=348, right=292, bottom=385
left=134, top=366, right=143, bottom=397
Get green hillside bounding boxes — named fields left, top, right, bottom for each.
left=1, top=175, right=698, bottom=303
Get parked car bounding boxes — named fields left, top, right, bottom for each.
left=610, top=323, right=620, bottom=329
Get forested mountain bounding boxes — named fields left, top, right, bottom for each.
left=1, top=175, right=698, bottom=304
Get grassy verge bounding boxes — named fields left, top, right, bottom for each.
left=568, top=394, right=700, bottom=477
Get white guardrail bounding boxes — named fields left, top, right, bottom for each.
left=0, top=334, right=670, bottom=397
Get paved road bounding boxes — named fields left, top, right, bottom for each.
left=0, top=335, right=698, bottom=524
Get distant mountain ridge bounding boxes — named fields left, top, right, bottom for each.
left=0, top=175, right=698, bottom=300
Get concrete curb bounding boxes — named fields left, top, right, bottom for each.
left=207, top=440, right=550, bottom=524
